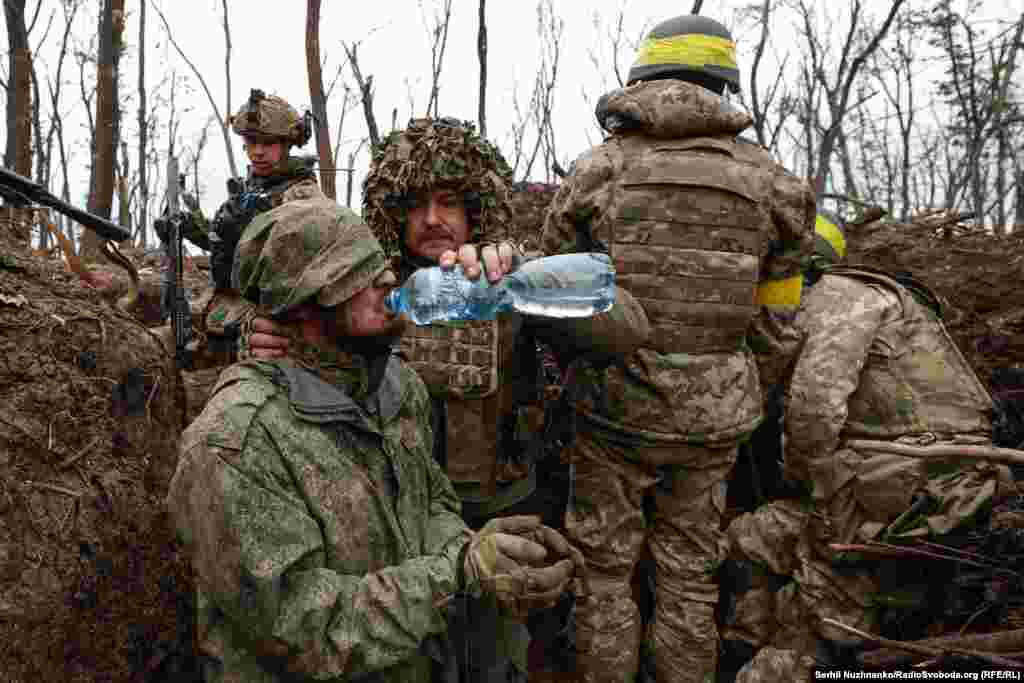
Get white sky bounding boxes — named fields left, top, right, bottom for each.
left=7, top=0, right=1020, bottom=239
left=144, top=0, right=713, bottom=217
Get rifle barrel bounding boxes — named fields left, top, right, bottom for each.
left=0, top=166, right=131, bottom=243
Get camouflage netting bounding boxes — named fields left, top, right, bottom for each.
left=508, top=181, right=560, bottom=251
left=363, top=118, right=515, bottom=256
left=0, top=230, right=195, bottom=681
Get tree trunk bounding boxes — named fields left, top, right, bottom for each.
left=118, top=141, right=131, bottom=245
left=3, top=0, right=31, bottom=176
left=306, top=0, right=335, bottom=199
left=82, top=0, right=122, bottom=260
left=137, top=0, right=148, bottom=249
left=477, top=0, right=488, bottom=138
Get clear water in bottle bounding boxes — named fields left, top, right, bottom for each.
left=385, top=252, right=616, bottom=325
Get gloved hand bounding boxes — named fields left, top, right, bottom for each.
left=463, top=515, right=585, bottom=619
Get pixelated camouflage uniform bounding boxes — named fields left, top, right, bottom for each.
left=155, top=91, right=323, bottom=372
left=168, top=198, right=530, bottom=682
left=540, top=79, right=815, bottom=683
left=363, top=118, right=549, bottom=526
left=724, top=267, right=1005, bottom=681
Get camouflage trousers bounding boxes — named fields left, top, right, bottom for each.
left=723, top=442, right=1009, bottom=682
left=563, top=431, right=736, bottom=683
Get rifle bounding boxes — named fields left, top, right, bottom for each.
left=0, top=166, right=132, bottom=243
left=0, top=166, right=140, bottom=313
left=163, top=161, right=192, bottom=370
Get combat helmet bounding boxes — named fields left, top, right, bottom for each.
left=228, top=88, right=313, bottom=147
left=362, top=117, right=514, bottom=257
left=232, top=198, right=389, bottom=318
left=627, top=15, right=741, bottom=93
left=814, top=210, right=847, bottom=265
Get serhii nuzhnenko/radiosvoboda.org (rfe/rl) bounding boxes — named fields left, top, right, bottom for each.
left=815, top=670, right=1022, bottom=681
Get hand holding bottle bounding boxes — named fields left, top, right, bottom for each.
left=437, top=241, right=521, bottom=284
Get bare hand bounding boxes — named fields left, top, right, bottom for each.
left=246, top=316, right=293, bottom=359
left=438, top=241, right=520, bottom=283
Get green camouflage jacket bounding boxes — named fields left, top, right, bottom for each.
left=167, top=351, right=471, bottom=682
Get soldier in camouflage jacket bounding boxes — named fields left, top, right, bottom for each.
left=539, top=15, right=816, bottom=683
left=167, top=198, right=583, bottom=682
left=723, top=216, right=1010, bottom=682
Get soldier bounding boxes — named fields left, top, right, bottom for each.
left=154, top=88, right=324, bottom=369
left=722, top=212, right=1012, bottom=681
left=166, top=197, right=585, bottom=683
left=245, top=116, right=650, bottom=678
left=539, top=14, right=816, bottom=683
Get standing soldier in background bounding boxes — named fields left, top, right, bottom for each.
left=540, top=14, right=815, bottom=683
left=153, top=88, right=323, bottom=370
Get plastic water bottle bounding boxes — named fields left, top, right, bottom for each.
left=385, top=253, right=616, bottom=325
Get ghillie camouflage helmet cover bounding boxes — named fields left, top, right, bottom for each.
left=362, top=117, right=514, bottom=256
left=232, top=198, right=389, bottom=317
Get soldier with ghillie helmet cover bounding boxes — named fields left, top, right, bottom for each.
left=153, top=88, right=324, bottom=372
left=244, top=116, right=651, bottom=678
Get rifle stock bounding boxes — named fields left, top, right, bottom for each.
left=0, top=166, right=131, bottom=243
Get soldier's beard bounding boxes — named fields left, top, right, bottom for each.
left=334, top=315, right=408, bottom=355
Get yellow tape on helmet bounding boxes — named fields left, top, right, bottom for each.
left=633, top=34, right=737, bottom=71
left=815, top=214, right=847, bottom=260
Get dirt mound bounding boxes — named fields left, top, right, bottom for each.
left=0, top=232, right=195, bottom=681
left=847, top=214, right=1024, bottom=386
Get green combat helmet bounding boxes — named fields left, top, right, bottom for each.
left=228, top=88, right=313, bottom=147
left=362, top=117, right=514, bottom=257
left=232, top=198, right=389, bottom=318
left=627, top=14, right=741, bottom=93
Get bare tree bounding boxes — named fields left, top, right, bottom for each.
left=81, top=0, right=124, bottom=260
left=927, top=5, right=1024, bottom=227
left=137, top=0, right=149, bottom=247
left=345, top=137, right=369, bottom=208
left=742, top=0, right=797, bottom=152
left=477, top=0, right=488, bottom=138
left=866, top=7, right=919, bottom=221
left=521, top=0, right=564, bottom=181
left=420, top=0, right=453, bottom=118
left=3, top=0, right=32, bottom=178
left=306, top=0, right=336, bottom=198
left=343, top=41, right=380, bottom=148
left=152, top=0, right=240, bottom=178
left=794, top=0, right=906, bottom=195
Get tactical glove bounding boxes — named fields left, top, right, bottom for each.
left=463, top=515, right=585, bottom=619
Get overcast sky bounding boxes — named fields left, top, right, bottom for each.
left=8, top=0, right=1019, bottom=239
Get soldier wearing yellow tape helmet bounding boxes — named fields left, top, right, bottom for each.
left=539, top=12, right=816, bottom=683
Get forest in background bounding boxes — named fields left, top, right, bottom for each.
left=1, top=0, right=1022, bottom=261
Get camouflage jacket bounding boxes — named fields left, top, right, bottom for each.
left=542, top=80, right=815, bottom=451
left=784, top=270, right=994, bottom=484
left=179, top=157, right=323, bottom=252
left=166, top=352, right=471, bottom=682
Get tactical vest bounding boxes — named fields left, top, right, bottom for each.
left=603, top=135, right=770, bottom=355
left=826, top=266, right=994, bottom=439
left=399, top=315, right=536, bottom=502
